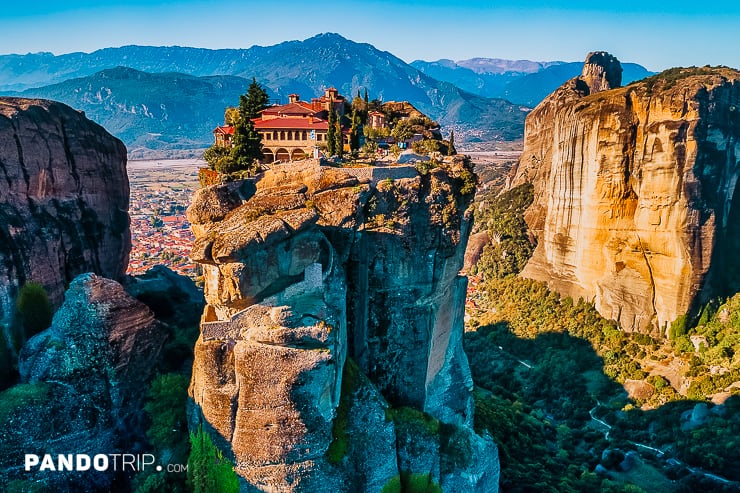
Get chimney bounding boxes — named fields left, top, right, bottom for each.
left=288, top=93, right=300, bottom=103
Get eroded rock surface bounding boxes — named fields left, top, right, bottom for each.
left=512, top=55, right=740, bottom=333
left=0, top=98, right=130, bottom=333
left=0, top=274, right=166, bottom=490
left=188, top=159, right=498, bottom=491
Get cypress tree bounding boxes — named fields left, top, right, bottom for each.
left=326, top=107, right=337, bottom=156
left=448, top=130, right=457, bottom=156
left=334, top=109, right=344, bottom=159
left=350, top=109, right=361, bottom=155
left=231, top=78, right=269, bottom=173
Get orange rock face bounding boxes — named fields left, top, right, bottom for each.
left=187, top=159, right=499, bottom=491
left=513, top=58, right=740, bottom=334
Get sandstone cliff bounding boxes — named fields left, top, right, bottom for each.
left=0, top=98, right=130, bottom=339
left=188, top=160, right=498, bottom=491
left=512, top=55, right=740, bottom=333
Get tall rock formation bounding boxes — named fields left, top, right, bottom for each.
left=188, top=160, right=498, bottom=491
left=512, top=54, right=740, bottom=333
left=0, top=98, right=130, bottom=336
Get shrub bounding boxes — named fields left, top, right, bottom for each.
left=400, top=472, right=443, bottom=493
left=15, top=282, right=53, bottom=340
left=144, top=373, right=189, bottom=452
left=326, top=359, right=361, bottom=463
left=0, top=382, right=49, bottom=422
left=198, top=168, right=220, bottom=187
left=187, top=427, right=239, bottom=493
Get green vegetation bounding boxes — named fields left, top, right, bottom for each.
left=204, top=77, right=269, bottom=175
left=326, top=358, right=361, bottom=463
left=144, top=373, right=189, bottom=453
left=399, top=472, right=442, bottom=493
left=381, top=473, right=443, bottom=493
left=0, top=382, right=49, bottom=422
left=385, top=406, right=440, bottom=436
left=187, top=426, right=240, bottom=493
left=640, top=66, right=720, bottom=92
left=473, top=183, right=534, bottom=278
left=326, top=106, right=343, bottom=158
left=381, top=475, right=402, bottom=493
left=15, top=282, right=53, bottom=341
left=466, top=179, right=740, bottom=490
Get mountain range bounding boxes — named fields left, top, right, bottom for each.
left=0, top=33, right=652, bottom=153
left=411, top=58, right=654, bottom=106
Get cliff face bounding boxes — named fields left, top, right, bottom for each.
left=0, top=98, right=130, bottom=331
left=188, top=160, right=498, bottom=491
left=512, top=56, right=740, bottom=333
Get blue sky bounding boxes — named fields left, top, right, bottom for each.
left=1, top=1, right=739, bottom=71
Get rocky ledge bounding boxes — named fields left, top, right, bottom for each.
left=187, top=159, right=498, bottom=491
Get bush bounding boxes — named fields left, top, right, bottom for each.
left=144, top=373, right=189, bottom=452
left=198, top=167, right=220, bottom=187
left=0, top=382, right=49, bottom=422
left=203, top=146, right=231, bottom=172
left=15, top=282, right=53, bottom=340
left=187, top=427, right=239, bottom=493
left=381, top=475, right=402, bottom=493
left=400, top=472, right=442, bottom=493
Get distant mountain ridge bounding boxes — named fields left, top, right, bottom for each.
left=2, top=35, right=654, bottom=153
left=0, top=34, right=530, bottom=151
left=12, top=67, right=261, bottom=153
left=412, top=58, right=654, bottom=106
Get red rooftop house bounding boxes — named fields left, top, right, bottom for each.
left=212, top=125, right=234, bottom=147
left=212, top=88, right=350, bottom=163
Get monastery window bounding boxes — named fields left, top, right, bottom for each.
left=302, top=131, right=307, bottom=140
left=280, top=131, right=286, bottom=140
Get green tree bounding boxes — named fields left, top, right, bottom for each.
left=230, top=78, right=269, bottom=173
left=223, top=107, right=239, bottom=126
left=144, top=373, right=189, bottom=452
left=187, top=426, right=239, bottom=493
left=391, top=119, right=415, bottom=142
left=239, top=78, right=269, bottom=120
left=447, top=130, right=457, bottom=156
left=15, top=282, right=53, bottom=340
left=333, top=109, right=344, bottom=159
left=327, top=107, right=338, bottom=157
left=349, top=108, right=362, bottom=156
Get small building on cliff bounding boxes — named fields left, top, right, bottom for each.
left=212, top=88, right=350, bottom=163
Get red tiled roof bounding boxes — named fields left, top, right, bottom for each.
left=261, top=102, right=316, bottom=116
left=213, top=125, right=234, bottom=134
left=254, top=117, right=330, bottom=130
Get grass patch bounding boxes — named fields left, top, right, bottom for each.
left=400, top=471, right=443, bottom=493
left=0, top=383, right=50, bottom=422
left=326, top=358, right=361, bottom=464
left=385, top=406, right=440, bottom=436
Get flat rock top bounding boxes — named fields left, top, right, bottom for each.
left=0, top=97, right=66, bottom=117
